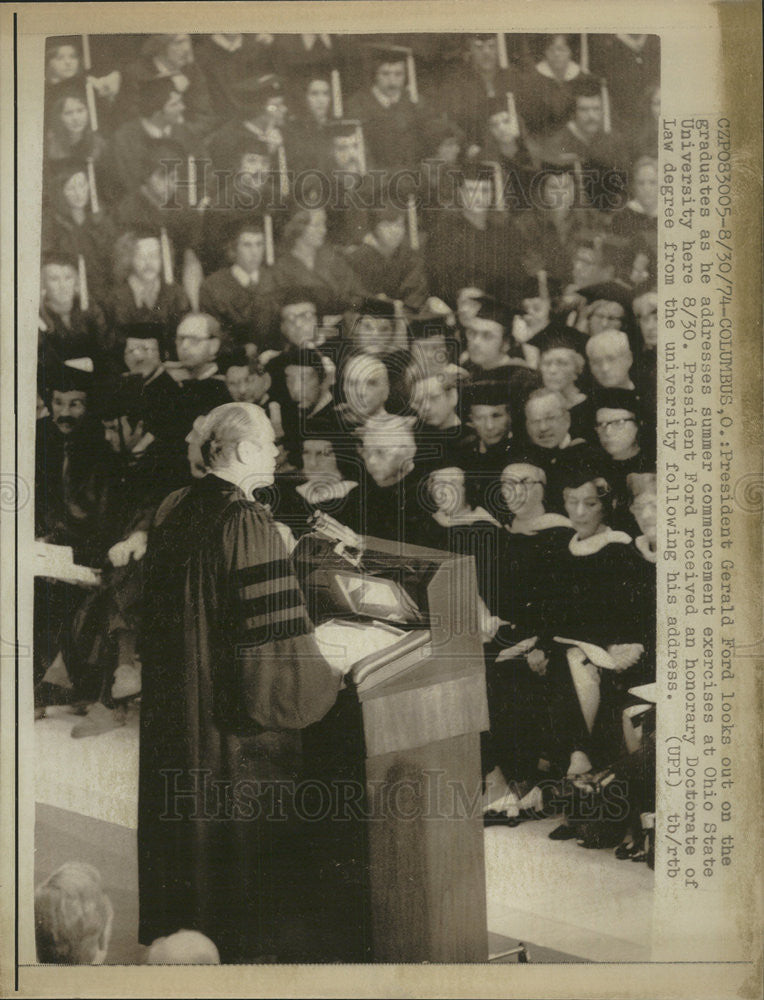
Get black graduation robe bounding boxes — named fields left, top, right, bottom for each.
left=138, top=475, right=342, bottom=960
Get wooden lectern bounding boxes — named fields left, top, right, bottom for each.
left=301, top=536, right=489, bottom=963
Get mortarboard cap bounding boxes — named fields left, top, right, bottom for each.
left=365, top=42, right=411, bottom=67
left=359, top=297, right=397, bottom=319
left=462, top=373, right=512, bottom=410
left=591, top=386, right=641, bottom=418
left=409, top=313, right=450, bottom=341
left=537, top=327, right=588, bottom=357
left=577, top=280, right=635, bottom=311
left=572, top=75, right=602, bottom=100
left=474, top=294, right=516, bottom=330
left=232, top=73, right=284, bottom=111
left=327, top=118, right=363, bottom=139
left=460, top=160, right=497, bottom=185
left=137, top=76, right=180, bottom=117
left=51, top=157, right=89, bottom=189
left=46, top=361, right=94, bottom=395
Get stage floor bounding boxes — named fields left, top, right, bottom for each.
left=34, top=703, right=653, bottom=964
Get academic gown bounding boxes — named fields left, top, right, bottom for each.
left=426, top=211, right=525, bottom=309
left=485, top=515, right=575, bottom=781
left=199, top=267, right=280, bottom=348
left=543, top=529, right=647, bottom=768
left=270, top=247, right=368, bottom=316
left=347, top=238, right=429, bottom=312
left=138, top=474, right=342, bottom=960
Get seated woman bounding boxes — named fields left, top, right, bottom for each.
left=542, top=469, right=647, bottom=797
left=518, top=168, right=609, bottom=287
left=42, top=161, right=116, bottom=312
left=336, top=353, right=394, bottom=431
left=270, top=208, right=368, bottom=317
left=538, top=332, right=592, bottom=441
left=285, top=68, right=336, bottom=177
left=347, top=205, right=429, bottom=314
left=516, top=34, right=592, bottom=144
left=592, top=387, right=655, bottom=533
left=482, top=460, right=574, bottom=821
left=44, top=91, right=107, bottom=175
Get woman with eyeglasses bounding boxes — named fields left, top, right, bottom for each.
left=481, top=459, right=575, bottom=824
left=592, top=387, right=654, bottom=534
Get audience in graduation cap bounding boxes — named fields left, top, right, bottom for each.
left=34, top=31, right=658, bottom=866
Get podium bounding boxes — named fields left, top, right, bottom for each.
left=301, top=536, right=490, bottom=963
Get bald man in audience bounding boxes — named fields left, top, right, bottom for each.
left=586, top=329, right=635, bottom=391
left=146, top=929, right=221, bottom=965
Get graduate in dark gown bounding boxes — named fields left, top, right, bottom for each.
left=138, top=403, right=342, bottom=962
left=481, top=460, right=574, bottom=817
left=543, top=470, right=647, bottom=781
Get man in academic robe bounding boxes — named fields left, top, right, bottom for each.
left=115, top=145, right=204, bottom=310
left=347, top=203, right=429, bottom=312
left=105, top=76, right=203, bottom=199
left=346, top=45, right=427, bottom=173
left=38, top=252, right=114, bottom=382
left=199, top=216, right=279, bottom=348
left=205, top=73, right=288, bottom=174
left=427, top=163, right=525, bottom=310
left=138, top=402, right=343, bottom=961
left=522, top=387, right=601, bottom=513
left=194, top=33, right=275, bottom=119
left=355, top=414, right=427, bottom=546
left=168, top=312, right=232, bottom=439
left=33, top=364, right=116, bottom=705
left=121, top=33, right=215, bottom=137
left=539, top=76, right=629, bottom=212
left=438, top=33, right=521, bottom=148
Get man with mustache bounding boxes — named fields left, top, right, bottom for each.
left=34, top=364, right=116, bottom=713
left=35, top=364, right=115, bottom=565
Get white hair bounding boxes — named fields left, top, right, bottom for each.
left=586, top=329, right=631, bottom=357
left=359, top=414, right=417, bottom=462
left=199, top=402, right=273, bottom=469
left=146, top=929, right=220, bottom=965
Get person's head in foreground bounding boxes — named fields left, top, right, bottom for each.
left=342, top=354, right=390, bottom=421
left=594, top=389, right=641, bottom=462
left=628, top=472, right=657, bottom=550
left=146, top=929, right=220, bottom=965
left=359, top=414, right=417, bottom=488
left=563, top=471, right=614, bottom=540
left=632, top=289, right=658, bottom=351
left=524, top=388, right=571, bottom=450
left=500, top=461, right=549, bottom=522
left=200, top=402, right=279, bottom=494
left=464, top=378, right=512, bottom=448
left=586, top=330, right=633, bottom=389
left=427, top=465, right=469, bottom=518
left=410, top=367, right=461, bottom=430
left=35, top=862, right=113, bottom=965
left=350, top=298, right=398, bottom=356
